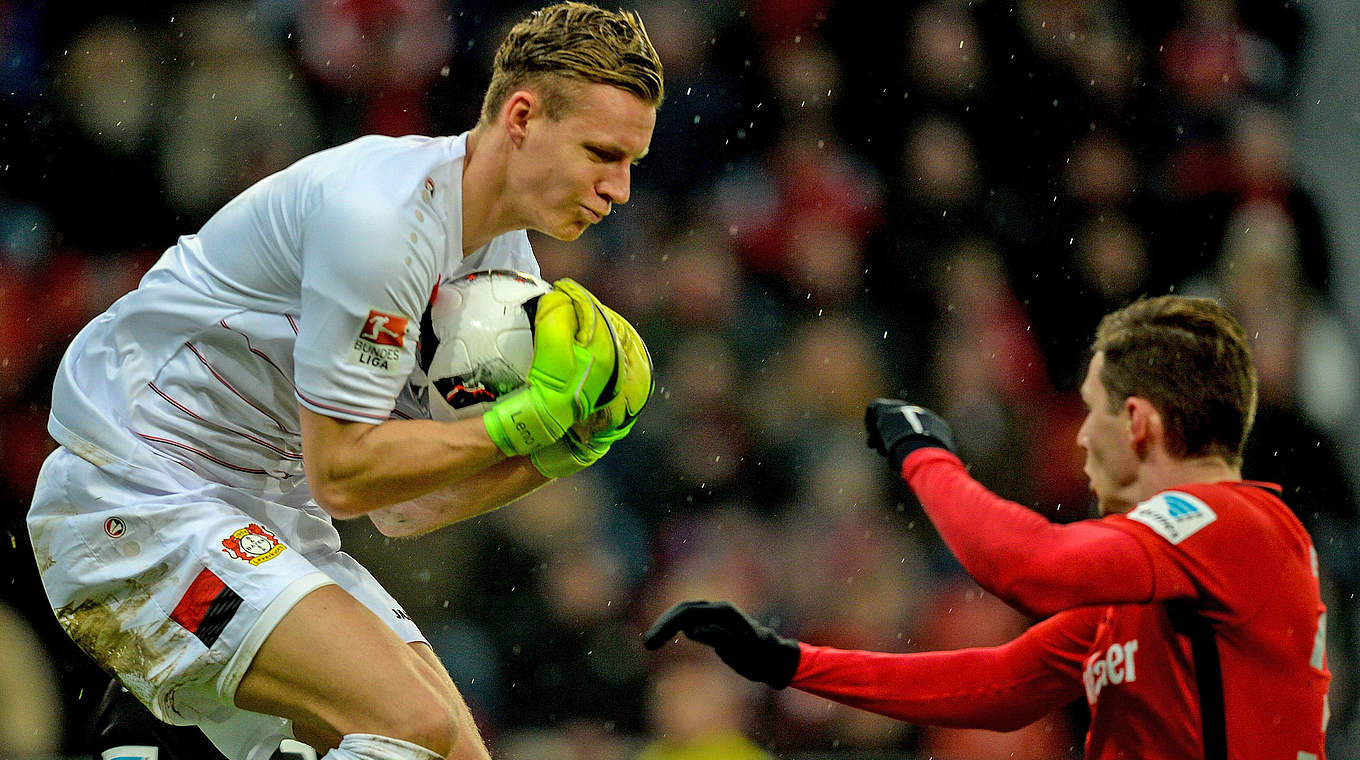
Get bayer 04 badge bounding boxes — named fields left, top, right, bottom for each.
left=221, top=523, right=286, bottom=565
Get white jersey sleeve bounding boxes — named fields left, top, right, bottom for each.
left=291, top=168, right=439, bottom=422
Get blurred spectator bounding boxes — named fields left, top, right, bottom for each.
left=158, top=4, right=322, bottom=217
left=627, top=0, right=761, bottom=206
left=485, top=473, right=651, bottom=733
left=904, top=1, right=988, bottom=105
left=497, top=721, right=639, bottom=760
left=745, top=316, right=890, bottom=470
left=713, top=33, right=885, bottom=315
left=766, top=443, right=926, bottom=753
left=1188, top=200, right=1360, bottom=442
left=293, top=0, right=454, bottom=139
left=39, top=15, right=181, bottom=248
left=1071, top=213, right=1149, bottom=311
left=52, top=16, right=159, bottom=158
left=927, top=238, right=1088, bottom=517
left=639, top=328, right=758, bottom=516
left=636, top=657, right=771, bottom=760
left=1159, top=102, right=1331, bottom=292
left=1158, top=0, right=1290, bottom=113
left=0, top=600, right=62, bottom=756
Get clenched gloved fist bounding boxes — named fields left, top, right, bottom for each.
left=643, top=600, right=801, bottom=689
left=865, top=399, right=957, bottom=474
left=483, top=278, right=617, bottom=457
left=530, top=289, right=654, bottom=478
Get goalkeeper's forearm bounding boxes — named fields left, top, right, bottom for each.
left=367, top=456, right=549, bottom=537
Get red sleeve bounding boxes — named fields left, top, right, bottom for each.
left=902, top=448, right=1191, bottom=617
left=790, top=607, right=1096, bottom=731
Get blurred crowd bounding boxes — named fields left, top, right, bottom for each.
left=2, top=0, right=1358, bottom=758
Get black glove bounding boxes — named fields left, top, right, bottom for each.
left=643, top=600, right=801, bottom=689
left=865, top=398, right=957, bottom=473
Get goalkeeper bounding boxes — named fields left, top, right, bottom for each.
left=648, top=296, right=1330, bottom=760
left=26, top=4, right=662, bottom=760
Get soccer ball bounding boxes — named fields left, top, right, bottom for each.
left=422, top=269, right=552, bottom=421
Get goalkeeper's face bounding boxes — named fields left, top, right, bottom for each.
left=1077, top=352, right=1139, bottom=516
left=512, top=82, right=655, bottom=241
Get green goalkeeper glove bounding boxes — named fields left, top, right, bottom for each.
left=483, top=279, right=618, bottom=457
left=531, top=297, right=654, bottom=478
left=529, top=422, right=613, bottom=478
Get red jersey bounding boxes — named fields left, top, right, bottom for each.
left=790, top=448, right=1330, bottom=759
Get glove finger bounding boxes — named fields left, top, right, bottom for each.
left=589, top=304, right=652, bottom=433
left=530, top=290, right=582, bottom=390
left=687, top=620, right=745, bottom=649
left=551, top=278, right=599, bottom=345
left=601, top=303, right=652, bottom=412
left=643, top=600, right=716, bottom=649
left=865, top=405, right=883, bottom=451
left=551, top=279, right=619, bottom=414
left=593, top=305, right=623, bottom=407
left=865, top=398, right=908, bottom=451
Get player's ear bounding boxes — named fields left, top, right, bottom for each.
left=503, top=90, right=536, bottom=146
left=1125, top=396, right=1159, bottom=455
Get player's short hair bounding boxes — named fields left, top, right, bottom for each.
left=480, top=2, right=665, bottom=125
left=1092, top=295, right=1258, bottom=465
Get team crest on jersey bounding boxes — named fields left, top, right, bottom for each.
left=103, top=517, right=126, bottom=539
left=1126, top=491, right=1217, bottom=544
left=221, top=523, right=286, bottom=565
left=349, top=309, right=409, bottom=374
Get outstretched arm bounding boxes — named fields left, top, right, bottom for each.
left=644, top=600, right=1090, bottom=732
left=902, top=447, right=1167, bottom=617
left=866, top=400, right=1179, bottom=618
left=793, top=610, right=1089, bottom=731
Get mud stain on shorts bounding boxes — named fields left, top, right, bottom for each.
left=54, top=565, right=186, bottom=691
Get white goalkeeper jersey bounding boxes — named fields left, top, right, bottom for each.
left=48, top=132, right=539, bottom=496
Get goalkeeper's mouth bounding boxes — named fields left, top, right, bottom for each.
left=582, top=205, right=606, bottom=223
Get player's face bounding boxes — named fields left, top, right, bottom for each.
left=1077, top=352, right=1139, bottom=516
left=513, top=83, right=656, bottom=241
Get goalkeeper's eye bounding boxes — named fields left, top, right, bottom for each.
left=586, top=143, right=643, bottom=167
left=586, top=145, right=619, bottom=162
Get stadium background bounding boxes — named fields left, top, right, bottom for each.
left=2, top=0, right=1359, bottom=757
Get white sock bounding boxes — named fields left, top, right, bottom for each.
left=322, top=733, right=444, bottom=760
left=198, top=709, right=294, bottom=760
left=101, top=747, right=158, bottom=760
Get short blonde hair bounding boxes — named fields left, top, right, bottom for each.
left=480, top=2, right=664, bottom=124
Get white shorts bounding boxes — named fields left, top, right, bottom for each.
left=27, top=445, right=427, bottom=728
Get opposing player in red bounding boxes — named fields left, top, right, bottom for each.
left=647, top=295, right=1330, bottom=759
